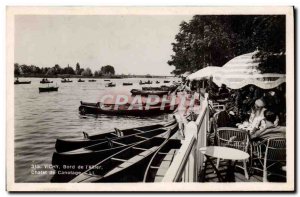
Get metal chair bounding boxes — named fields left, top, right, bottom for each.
left=216, top=127, right=250, bottom=179
left=213, top=104, right=225, bottom=112
left=207, top=111, right=221, bottom=145
left=251, top=137, right=286, bottom=182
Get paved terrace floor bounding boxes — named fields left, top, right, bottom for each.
left=198, top=158, right=286, bottom=182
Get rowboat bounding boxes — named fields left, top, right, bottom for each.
left=143, top=138, right=181, bottom=182
left=123, top=82, right=133, bottom=86
left=78, top=79, right=85, bottom=82
left=78, top=101, right=178, bottom=116
left=52, top=124, right=177, bottom=183
left=14, top=80, right=31, bottom=84
left=69, top=129, right=174, bottom=183
left=142, top=85, right=177, bottom=92
left=88, top=79, right=96, bottom=82
left=61, top=78, right=73, bottom=83
left=39, top=87, right=58, bottom=93
left=130, top=89, right=169, bottom=96
left=55, top=119, right=176, bottom=153
left=52, top=123, right=178, bottom=168
left=40, top=79, right=53, bottom=84
left=163, top=80, right=170, bottom=83
left=105, top=82, right=116, bottom=87
left=156, top=81, right=160, bottom=84
left=139, top=80, right=152, bottom=85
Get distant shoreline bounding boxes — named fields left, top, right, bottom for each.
left=15, top=74, right=175, bottom=79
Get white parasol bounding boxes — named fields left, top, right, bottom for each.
left=212, top=50, right=286, bottom=89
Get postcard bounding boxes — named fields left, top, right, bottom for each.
left=6, top=6, right=294, bottom=191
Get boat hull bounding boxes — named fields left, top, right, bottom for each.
left=55, top=123, right=169, bottom=153
left=143, top=138, right=182, bottom=182
left=39, top=87, right=58, bottom=93
left=52, top=124, right=178, bottom=183
left=14, top=81, right=31, bottom=84
left=78, top=102, right=178, bottom=116
left=70, top=136, right=169, bottom=183
left=130, top=89, right=169, bottom=96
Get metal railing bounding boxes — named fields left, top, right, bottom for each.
left=163, top=96, right=209, bottom=182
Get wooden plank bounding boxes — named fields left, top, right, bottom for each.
left=111, top=157, right=127, bottom=162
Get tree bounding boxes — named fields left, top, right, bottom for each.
left=168, top=15, right=286, bottom=74
left=53, top=64, right=62, bottom=75
left=101, top=65, right=115, bottom=75
left=81, top=67, right=93, bottom=76
left=62, top=64, right=75, bottom=75
left=76, top=62, right=82, bottom=75
left=14, top=63, right=20, bottom=76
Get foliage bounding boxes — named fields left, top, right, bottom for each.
left=81, top=67, right=93, bottom=76
left=169, top=15, right=286, bottom=74
left=100, top=65, right=115, bottom=75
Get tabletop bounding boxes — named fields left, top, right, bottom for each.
left=199, top=146, right=249, bottom=160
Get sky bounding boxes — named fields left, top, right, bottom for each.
left=15, top=15, right=192, bottom=75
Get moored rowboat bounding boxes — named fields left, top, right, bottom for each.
left=69, top=129, right=174, bottom=183
left=51, top=124, right=177, bottom=183
left=52, top=123, right=178, bottom=168
left=130, top=89, right=169, bottom=96
left=78, top=101, right=178, bottom=116
left=55, top=119, right=176, bottom=153
left=143, top=138, right=181, bottom=182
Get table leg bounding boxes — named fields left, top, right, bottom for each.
left=225, top=160, right=237, bottom=182
left=206, top=156, right=224, bottom=182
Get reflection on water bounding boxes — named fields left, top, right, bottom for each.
left=14, top=77, right=174, bottom=182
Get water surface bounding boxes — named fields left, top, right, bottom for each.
left=14, top=77, right=175, bottom=182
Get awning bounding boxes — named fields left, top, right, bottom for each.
left=212, top=50, right=286, bottom=89
left=182, top=71, right=192, bottom=78
left=187, top=66, right=222, bottom=80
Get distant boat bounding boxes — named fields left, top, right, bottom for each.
left=61, top=78, right=73, bottom=83
left=139, top=80, right=152, bottom=85
left=78, top=79, right=85, bottom=82
left=123, top=82, right=133, bottom=86
left=88, top=79, right=97, bottom=82
left=39, top=86, right=58, bottom=93
left=40, top=79, right=53, bottom=84
left=156, top=81, right=160, bottom=84
left=105, top=82, right=116, bottom=87
left=104, top=79, right=110, bottom=81
left=163, top=80, right=170, bottom=83
left=14, top=80, right=31, bottom=85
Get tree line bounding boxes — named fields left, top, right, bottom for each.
left=14, top=63, right=115, bottom=77
left=168, top=15, right=286, bottom=75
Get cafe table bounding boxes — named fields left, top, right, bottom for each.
left=199, top=146, right=250, bottom=182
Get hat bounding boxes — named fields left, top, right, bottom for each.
left=255, top=99, right=265, bottom=107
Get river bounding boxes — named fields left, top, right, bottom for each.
left=14, top=77, right=177, bottom=182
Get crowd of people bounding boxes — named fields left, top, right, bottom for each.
left=207, top=82, right=286, bottom=141
left=182, top=78, right=286, bottom=142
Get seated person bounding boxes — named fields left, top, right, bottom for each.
left=237, top=99, right=266, bottom=132
left=218, top=84, right=230, bottom=98
left=251, top=110, right=285, bottom=140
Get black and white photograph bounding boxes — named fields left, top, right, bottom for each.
left=6, top=6, right=294, bottom=191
